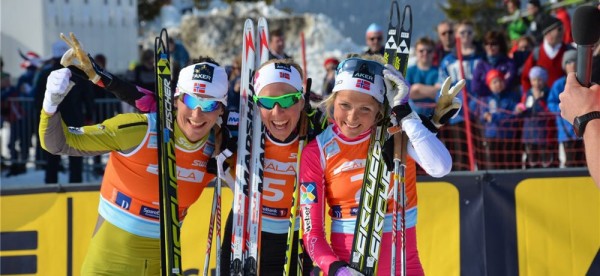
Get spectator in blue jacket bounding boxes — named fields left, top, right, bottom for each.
left=471, top=69, right=520, bottom=169
left=547, top=49, right=584, bottom=167
left=472, top=30, right=517, bottom=97
left=437, top=20, right=484, bottom=170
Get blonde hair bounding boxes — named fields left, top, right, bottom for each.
left=319, top=53, right=385, bottom=122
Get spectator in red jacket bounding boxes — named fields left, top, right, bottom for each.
left=520, top=16, right=573, bottom=98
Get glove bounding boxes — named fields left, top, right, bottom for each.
left=60, top=32, right=113, bottom=87
left=432, top=77, right=465, bottom=128
left=43, top=68, right=75, bottom=114
left=383, top=64, right=420, bottom=135
left=335, top=266, right=365, bottom=276
left=383, top=64, right=410, bottom=107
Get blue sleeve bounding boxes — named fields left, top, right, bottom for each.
left=547, top=78, right=565, bottom=113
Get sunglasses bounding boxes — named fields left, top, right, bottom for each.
left=180, top=92, right=222, bottom=112
left=440, top=30, right=454, bottom=36
left=369, top=36, right=383, bottom=41
left=253, top=91, right=303, bottom=110
left=336, top=57, right=385, bottom=77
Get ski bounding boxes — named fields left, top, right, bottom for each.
left=349, top=2, right=413, bottom=275
left=244, top=16, right=269, bottom=276
left=231, top=19, right=256, bottom=276
left=390, top=5, right=412, bottom=276
left=349, top=1, right=397, bottom=272
left=155, top=29, right=181, bottom=275
left=383, top=1, right=401, bottom=69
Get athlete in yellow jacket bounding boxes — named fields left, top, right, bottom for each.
left=39, top=59, right=229, bottom=275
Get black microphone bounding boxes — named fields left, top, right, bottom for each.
left=571, top=5, right=600, bottom=87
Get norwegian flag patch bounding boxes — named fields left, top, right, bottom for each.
left=355, top=79, right=371, bottom=90
left=194, top=83, right=206, bottom=93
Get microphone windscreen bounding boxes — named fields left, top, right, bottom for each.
left=572, top=5, right=600, bottom=46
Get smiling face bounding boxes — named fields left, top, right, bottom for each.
left=176, top=94, right=223, bottom=143
left=332, top=90, right=380, bottom=138
left=258, top=82, right=304, bottom=141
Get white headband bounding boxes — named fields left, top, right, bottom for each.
left=254, top=63, right=303, bottom=95
left=332, top=70, right=385, bottom=103
left=175, top=62, right=229, bottom=104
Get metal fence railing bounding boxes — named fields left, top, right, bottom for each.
left=1, top=97, right=123, bottom=182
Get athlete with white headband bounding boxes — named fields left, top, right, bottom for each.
left=220, top=59, right=322, bottom=275
left=299, top=54, right=464, bottom=276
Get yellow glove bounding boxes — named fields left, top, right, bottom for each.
left=59, top=32, right=100, bottom=83
left=432, top=77, right=465, bottom=128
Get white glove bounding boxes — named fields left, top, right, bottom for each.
left=383, top=64, right=420, bottom=134
left=43, top=68, right=75, bottom=114
left=432, top=77, right=465, bottom=128
left=383, top=64, right=410, bottom=107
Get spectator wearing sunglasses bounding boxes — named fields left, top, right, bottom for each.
left=406, top=37, right=439, bottom=117
left=300, top=55, right=454, bottom=275
left=437, top=20, right=484, bottom=171
left=365, top=23, right=385, bottom=56
left=472, top=30, right=517, bottom=97
left=38, top=59, right=228, bottom=275
left=432, top=20, right=455, bottom=67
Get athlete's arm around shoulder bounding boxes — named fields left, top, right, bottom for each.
left=40, top=110, right=149, bottom=157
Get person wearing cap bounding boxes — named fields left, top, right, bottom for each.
left=218, top=58, right=323, bottom=275
left=38, top=58, right=228, bottom=275
left=322, top=57, right=340, bottom=98
left=520, top=15, right=573, bottom=97
left=547, top=49, right=584, bottom=167
left=517, top=66, right=556, bottom=168
left=299, top=54, right=458, bottom=275
left=470, top=69, right=520, bottom=169
left=365, top=23, right=384, bottom=56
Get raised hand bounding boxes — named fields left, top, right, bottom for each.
left=432, top=77, right=465, bottom=128
left=43, top=68, right=74, bottom=114
left=60, top=32, right=100, bottom=83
